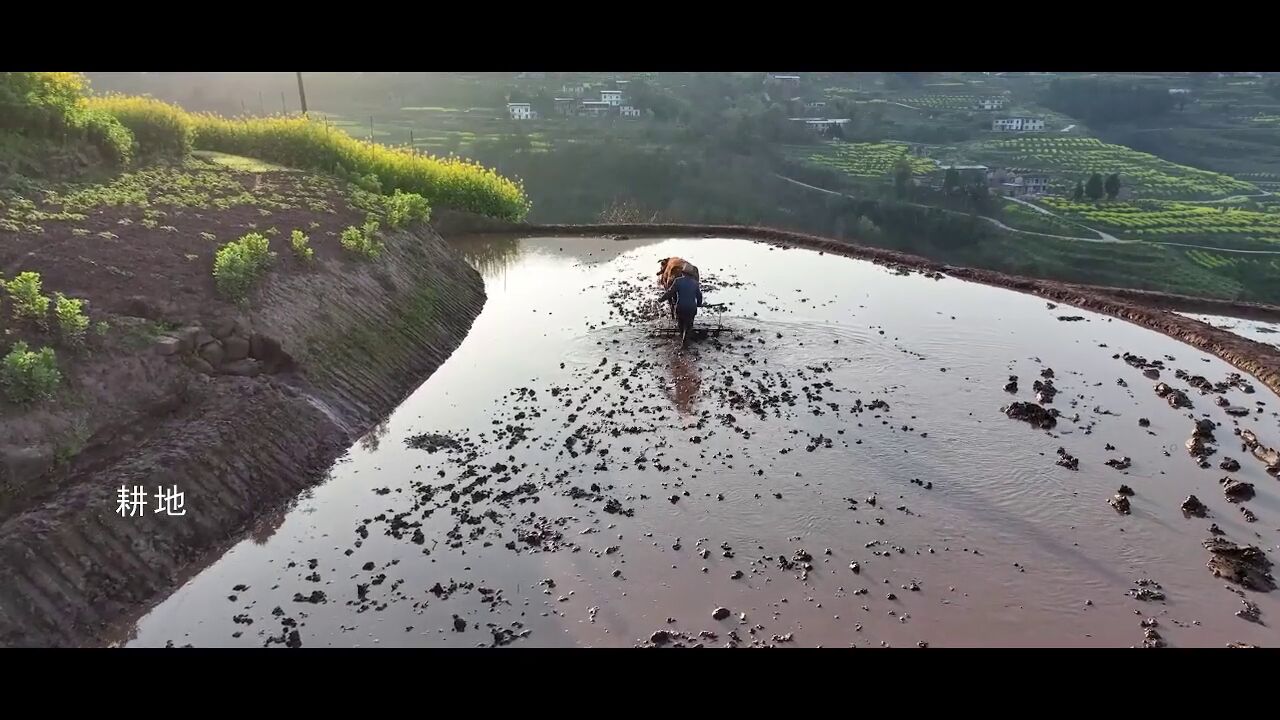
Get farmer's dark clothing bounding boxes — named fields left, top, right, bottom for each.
left=661, top=275, right=703, bottom=315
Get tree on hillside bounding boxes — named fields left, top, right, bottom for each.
left=1104, top=173, right=1121, bottom=200
left=1085, top=173, right=1105, bottom=202
left=828, top=122, right=845, bottom=140
left=1041, top=77, right=1175, bottom=125
left=966, top=182, right=992, bottom=213
left=1073, top=180, right=1085, bottom=202
left=943, top=167, right=961, bottom=196
left=893, top=157, right=914, bottom=199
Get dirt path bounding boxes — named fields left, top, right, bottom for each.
left=1004, top=196, right=1119, bottom=242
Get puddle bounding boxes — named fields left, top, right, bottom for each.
left=123, top=236, right=1280, bottom=648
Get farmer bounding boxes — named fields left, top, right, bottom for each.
left=659, top=266, right=703, bottom=345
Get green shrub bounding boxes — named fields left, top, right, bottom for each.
left=0, top=72, right=133, bottom=165
left=53, top=293, right=89, bottom=344
left=340, top=218, right=383, bottom=259
left=1, top=341, right=61, bottom=404
left=87, top=94, right=194, bottom=156
left=5, top=271, right=50, bottom=326
left=384, top=190, right=431, bottom=229
left=290, top=229, right=314, bottom=262
left=213, top=232, right=275, bottom=301
left=190, top=114, right=530, bottom=220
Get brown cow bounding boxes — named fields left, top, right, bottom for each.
left=657, top=257, right=699, bottom=289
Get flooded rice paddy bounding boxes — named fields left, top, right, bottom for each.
left=123, top=236, right=1279, bottom=648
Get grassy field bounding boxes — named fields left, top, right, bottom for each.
left=1036, top=197, right=1280, bottom=250
left=784, top=142, right=937, bottom=178
left=969, top=137, right=1258, bottom=200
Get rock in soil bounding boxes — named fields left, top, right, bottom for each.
left=1219, top=457, right=1241, bottom=472
left=713, top=607, right=731, bottom=620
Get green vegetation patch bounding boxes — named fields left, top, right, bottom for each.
left=191, top=114, right=529, bottom=220
left=213, top=232, right=275, bottom=301
left=785, top=142, right=936, bottom=179
left=1037, top=197, right=1280, bottom=249
left=972, top=137, right=1257, bottom=200
left=1, top=341, right=61, bottom=404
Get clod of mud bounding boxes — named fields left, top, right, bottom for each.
left=1128, top=579, right=1165, bottom=602
left=1138, top=418, right=1151, bottom=427
left=1004, top=402, right=1059, bottom=429
left=1109, top=494, right=1131, bottom=515
left=1032, top=379, right=1058, bottom=404
left=1236, top=600, right=1262, bottom=624
left=1181, top=495, right=1208, bottom=518
left=1117, top=485, right=1134, bottom=496
left=1240, top=429, right=1280, bottom=472
left=1219, top=457, right=1241, bottom=472
left=1203, top=538, right=1275, bottom=591
left=1056, top=447, right=1079, bottom=471
left=1106, top=457, right=1132, bottom=471
left=405, top=433, right=463, bottom=453
left=1219, top=477, right=1255, bottom=502
left=1141, top=628, right=1166, bottom=648
left=1186, top=436, right=1215, bottom=460
left=1154, top=383, right=1193, bottom=409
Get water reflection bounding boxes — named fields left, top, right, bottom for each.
left=357, top=417, right=390, bottom=453
left=450, top=234, right=521, bottom=278
left=248, top=502, right=289, bottom=546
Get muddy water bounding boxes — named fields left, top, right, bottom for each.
left=124, top=236, right=1280, bottom=648
left=1176, top=311, right=1280, bottom=352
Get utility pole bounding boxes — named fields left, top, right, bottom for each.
left=280, top=92, right=287, bottom=114
left=296, top=72, right=308, bottom=115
